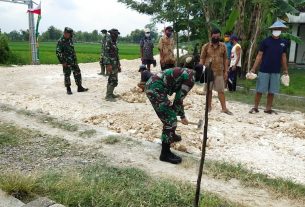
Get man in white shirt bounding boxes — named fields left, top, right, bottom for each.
left=228, top=34, right=242, bottom=92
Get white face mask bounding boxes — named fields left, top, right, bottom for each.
left=272, top=30, right=281, bottom=37
left=145, top=33, right=150, bottom=37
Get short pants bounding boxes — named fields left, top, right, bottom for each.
left=256, top=72, right=280, bottom=94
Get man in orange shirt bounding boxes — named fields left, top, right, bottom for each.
left=158, top=26, right=175, bottom=71
left=200, top=29, right=232, bottom=115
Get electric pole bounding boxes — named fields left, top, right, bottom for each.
left=0, top=0, right=39, bottom=64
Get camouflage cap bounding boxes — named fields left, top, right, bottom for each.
left=108, top=28, right=120, bottom=35
left=64, top=27, right=73, bottom=34
left=100, top=29, right=107, bottom=34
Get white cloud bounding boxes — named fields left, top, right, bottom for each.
left=0, top=0, right=160, bottom=36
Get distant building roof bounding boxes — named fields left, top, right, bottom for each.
left=287, top=12, right=305, bottom=23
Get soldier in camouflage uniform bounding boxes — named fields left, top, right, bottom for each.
left=104, top=28, right=121, bottom=101
left=145, top=65, right=206, bottom=164
left=98, top=29, right=108, bottom=76
left=56, top=27, right=88, bottom=95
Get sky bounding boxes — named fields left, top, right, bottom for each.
left=0, top=0, right=162, bottom=36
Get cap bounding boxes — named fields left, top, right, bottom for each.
left=269, top=21, right=288, bottom=30
left=64, top=27, right=73, bottom=34
left=108, top=28, right=120, bottom=35
left=141, top=70, right=153, bottom=82
left=100, top=29, right=107, bottom=34
left=230, top=34, right=238, bottom=41
left=138, top=64, right=147, bottom=72
left=144, top=28, right=150, bottom=33
left=165, top=26, right=173, bottom=31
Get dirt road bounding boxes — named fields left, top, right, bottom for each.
left=0, top=58, right=305, bottom=206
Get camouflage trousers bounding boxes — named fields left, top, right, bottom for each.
left=146, top=80, right=177, bottom=143
left=99, top=56, right=106, bottom=74
left=63, top=64, right=82, bottom=87
left=107, top=65, right=119, bottom=87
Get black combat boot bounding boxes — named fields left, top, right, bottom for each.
left=105, top=85, right=116, bottom=102
left=160, top=142, right=182, bottom=164
left=172, top=134, right=182, bottom=142
left=66, top=86, right=72, bottom=95
left=77, top=85, right=89, bottom=92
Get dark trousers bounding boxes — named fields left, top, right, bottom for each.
left=63, top=65, right=82, bottom=87
left=161, top=63, right=175, bottom=71
left=228, top=66, right=241, bottom=92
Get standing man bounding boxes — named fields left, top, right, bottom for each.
left=224, top=32, right=233, bottom=63
left=56, top=27, right=88, bottom=95
left=249, top=21, right=289, bottom=114
left=200, top=29, right=233, bottom=115
left=98, top=29, right=108, bottom=76
left=104, top=28, right=121, bottom=102
left=140, top=28, right=155, bottom=71
left=158, top=26, right=175, bottom=71
left=228, top=34, right=242, bottom=92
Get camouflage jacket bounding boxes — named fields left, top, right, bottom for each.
left=103, top=36, right=120, bottom=66
left=146, top=67, right=195, bottom=118
left=100, top=34, right=108, bottom=58
left=56, top=36, right=77, bottom=65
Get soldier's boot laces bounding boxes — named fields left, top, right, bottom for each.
left=77, top=85, right=89, bottom=92
left=160, top=142, right=182, bottom=164
left=66, top=86, right=73, bottom=95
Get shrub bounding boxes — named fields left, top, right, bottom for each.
left=0, top=34, right=11, bottom=64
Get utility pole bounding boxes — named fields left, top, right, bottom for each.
left=0, top=0, right=39, bottom=64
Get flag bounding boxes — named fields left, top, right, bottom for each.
left=28, top=2, right=41, bottom=15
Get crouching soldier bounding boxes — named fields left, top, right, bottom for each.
left=145, top=65, right=206, bottom=164
left=56, top=27, right=88, bottom=95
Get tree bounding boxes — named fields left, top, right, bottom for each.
left=118, top=0, right=305, bottom=75
left=7, top=30, right=23, bottom=41
left=41, top=26, right=62, bottom=41
left=0, top=34, right=11, bottom=64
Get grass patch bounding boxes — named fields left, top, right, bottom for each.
left=226, top=90, right=305, bottom=113
left=79, top=129, right=97, bottom=138
left=0, top=123, right=40, bottom=147
left=0, top=165, right=241, bottom=207
left=180, top=157, right=198, bottom=169
left=0, top=173, right=38, bottom=202
left=103, top=135, right=121, bottom=144
left=238, top=68, right=305, bottom=97
left=7, top=42, right=158, bottom=65
left=38, top=115, right=78, bottom=132
left=205, top=160, right=305, bottom=202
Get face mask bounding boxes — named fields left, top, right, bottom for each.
left=145, top=33, right=150, bottom=37
left=211, top=37, right=220, bottom=44
left=272, top=30, right=281, bottom=37
left=166, top=32, right=172, bottom=38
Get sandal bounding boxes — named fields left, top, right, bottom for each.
left=222, top=110, right=233, bottom=115
left=264, top=109, right=278, bottom=115
left=249, top=108, right=259, bottom=114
